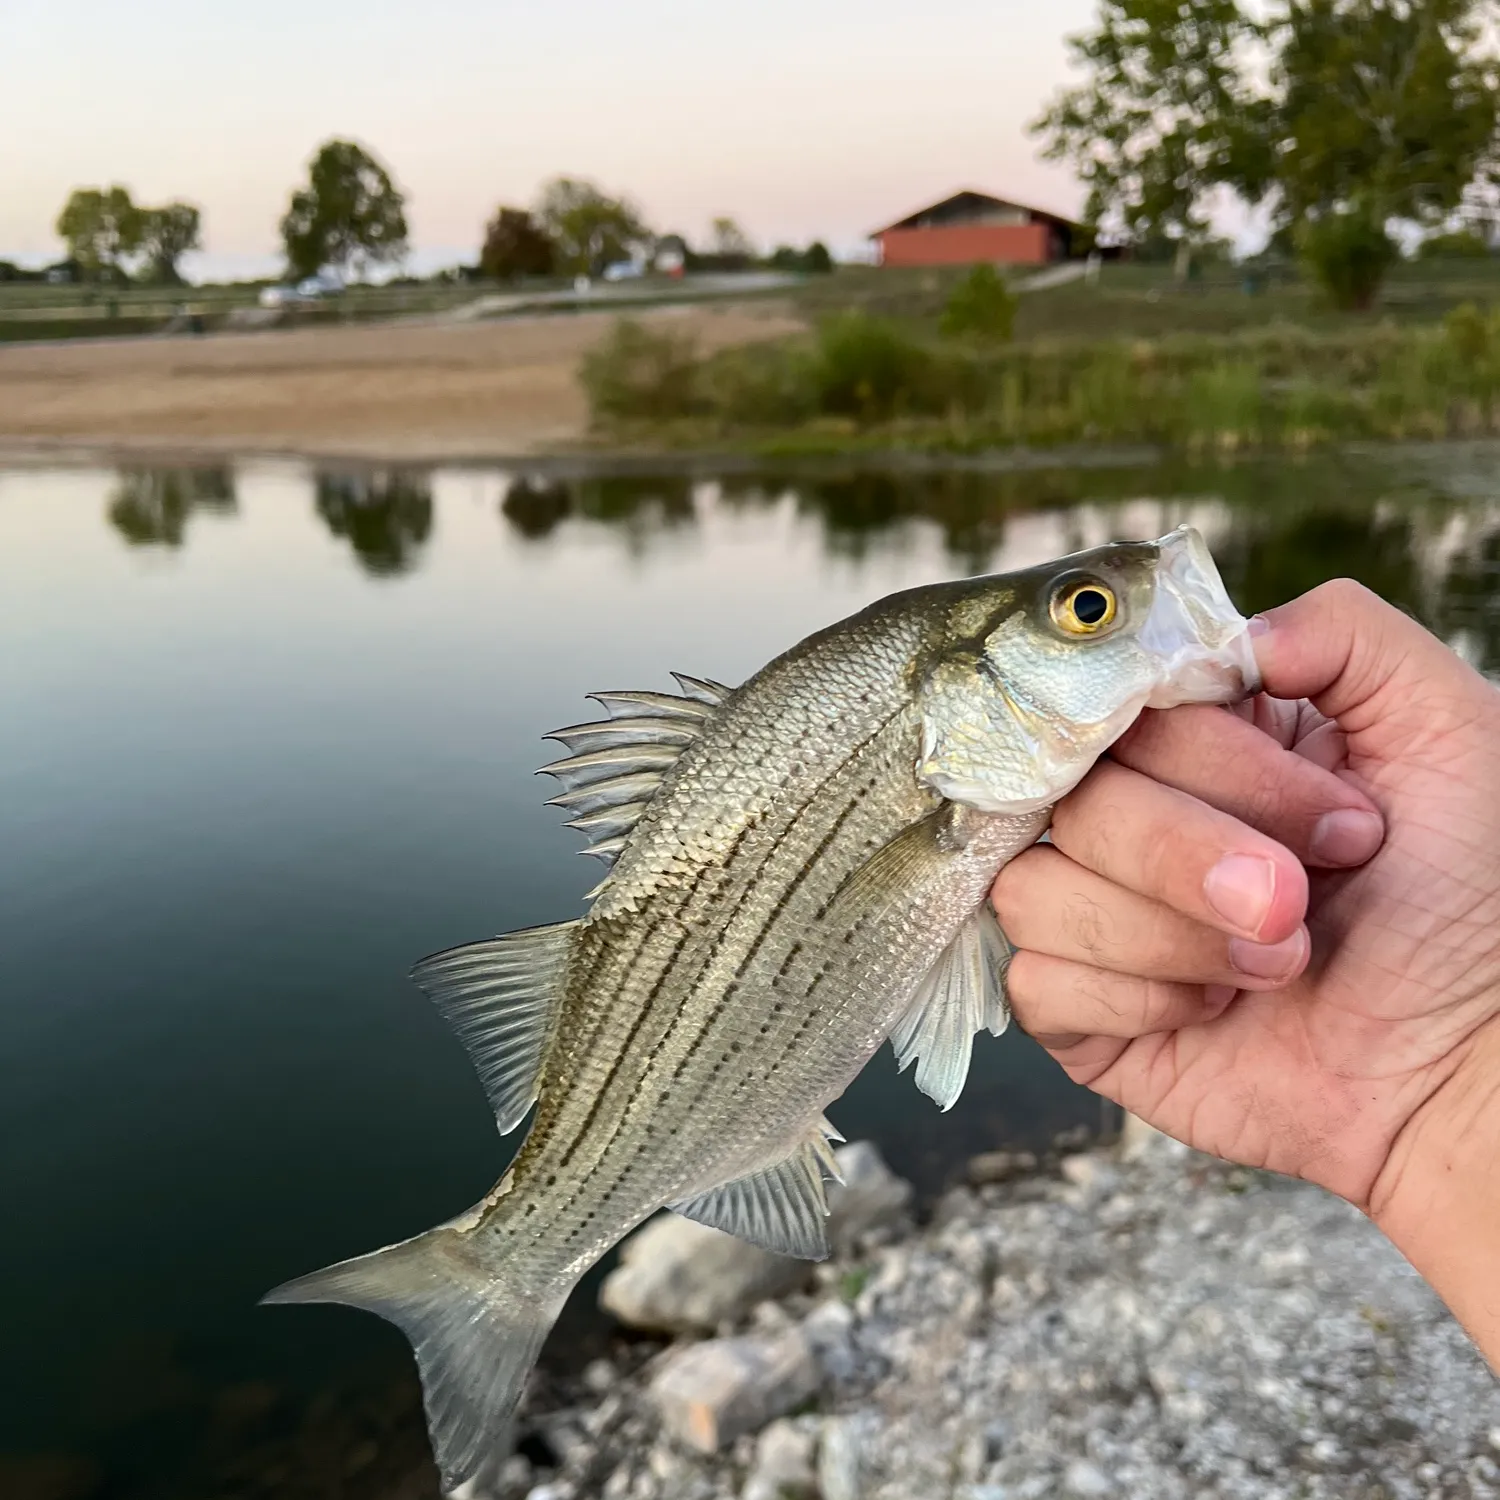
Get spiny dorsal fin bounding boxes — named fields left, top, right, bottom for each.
left=410, top=920, right=578, bottom=1134
left=537, top=675, right=735, bottom=891
left=669, top=1117, right=844, bottom=1260
left=890, top=903, right=1014, bottom=1112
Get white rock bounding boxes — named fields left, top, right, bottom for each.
left=649, top=1330, right=821, bottom=1454
left=819, top=1414, right=864, bottom=1500
left=828, top=1142, right=914, bottom=1249
left=601, top=1215, right=807, bottom=1334
left=741, top=1418, right=818, bottom=1500
left=1063, top=1460, right=1113, bottom=1496
left=1059, top=1154, right=1121, bottom=1196
left=600, top=1142, right=912, bottom=1333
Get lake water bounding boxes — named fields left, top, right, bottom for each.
left=6, top=446, right=1500, bottom=1497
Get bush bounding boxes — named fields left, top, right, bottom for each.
left=811, top=312, right=938, bottom=422
left=577, top=318, right=702, bottom=422
left=939, top=263, right=1017, bottom=342
left=1419, top=229, right=1492, bottom=260
left=1297, top=210, right=1399, bottom=312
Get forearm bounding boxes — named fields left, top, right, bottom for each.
left=1373, top=1020, right=1500, bottom=1368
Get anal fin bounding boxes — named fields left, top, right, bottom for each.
left=410, top=920, right=578, bottom=1135
left=890, top=902, right=1014, bottom=1112
left=669, top=1118, right=843, bottom=1260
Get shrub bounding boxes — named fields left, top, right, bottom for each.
left=940, top=263, right=1017, bottom=342
left=811, top=312, right=937, bottom=422
left=1419, top=229, right=1492, bottom=260
left=1297, top=210, right=1399, bottom=312
left=577, top=318, right=702, bottom=422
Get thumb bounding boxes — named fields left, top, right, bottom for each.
left=1251, top=579, right=1492, bottom=743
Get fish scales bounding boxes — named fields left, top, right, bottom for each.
left=263, top=528, right=1261, bottom=1489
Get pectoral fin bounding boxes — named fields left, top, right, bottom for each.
left=891, top=903, right=1014, bottom=1112
left=669, top=1118, right=844, bottom=1260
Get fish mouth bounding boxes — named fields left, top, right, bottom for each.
left=1139, top=526, right=1261, bottom=708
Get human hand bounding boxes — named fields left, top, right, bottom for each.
left=992, top=580, right=1500, bottom=1356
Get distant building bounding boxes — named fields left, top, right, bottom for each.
left=871, top=190, right=1079, bottom=268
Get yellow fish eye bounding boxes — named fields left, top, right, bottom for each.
left=1050, top=579, right=1117, bottom=635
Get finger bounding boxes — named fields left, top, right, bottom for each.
left=1111, top=704, right=1382, bottom=868
left=1048, top=760, right=1309, bottom=942
left=1252, top=579, right=1492, bottom=732
left=1007, top=949, right=1236, bottom=1044
left=993, top=843, right=1310, bottom=985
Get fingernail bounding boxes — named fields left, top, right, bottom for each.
left=1246, top=614, right=1271, bottom=637
left=1310, top=808, right=1383, bottom=866
left=1229, top=928, right=1306, bottom=981
left=1203, top=983, right=1238, bottom=1014
left=1204, top=853, right=1277, bottom=936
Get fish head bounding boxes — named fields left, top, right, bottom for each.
left=915, top=525, right=1259, bottom=816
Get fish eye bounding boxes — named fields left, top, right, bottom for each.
left=1050, top=579, right=1118, bottom=636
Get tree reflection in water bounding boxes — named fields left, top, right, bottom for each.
left=107, top=467, right=236, bottom=548
left=314, top=469, right=434, bottom=577
left=498, top=472, right=695, bottom=549
left=497, top=454, right=1500, bottom=673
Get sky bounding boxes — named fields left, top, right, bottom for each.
left=2, top=0, right=1098, bottom=280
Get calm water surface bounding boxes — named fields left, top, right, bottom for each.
left=5, top=448, right=1500, bottom=1495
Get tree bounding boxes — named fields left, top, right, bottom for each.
left=710, top=216, right=754, bottom=259
left=479, top=207, right=556, bottom=279
left=280, top=140, right=408, bottom=279
left=1271, top=0, right=1500, bottom=305
left=1031, top=0, right=1271, bottom=276
left=137, top=202, right=201, bottom=284
left=55, top=186, right=142, bottom=281
left=534, top=177, right=648, bottom=277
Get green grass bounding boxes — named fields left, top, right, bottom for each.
left=579, top=302, right=1500, bottom=455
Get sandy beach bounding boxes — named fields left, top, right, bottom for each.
left=0, top=303, right=802, bottom=463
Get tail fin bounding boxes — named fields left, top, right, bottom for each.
left=263, top=1226, right=567, bottom=1490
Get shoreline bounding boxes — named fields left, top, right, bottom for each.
left=492, top=1126, right=1498, bottom=1500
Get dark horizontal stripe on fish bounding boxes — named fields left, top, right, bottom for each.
left=577, top=715, right=902, bottom=1211
left=552, top=823, right=752, bottom=1174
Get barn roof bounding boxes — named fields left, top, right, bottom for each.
left=871, top=189, right=1080, bottom=237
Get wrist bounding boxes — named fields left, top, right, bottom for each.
left=1370, top=1015, right=1500, bottom=1367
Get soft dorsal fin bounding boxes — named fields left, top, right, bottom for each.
left=890, top=903, right=1014, bottom=1112
left=669, top=1117, right=844, bottom=1260
left=410, top=921, right=578, bottom=1134
left=537, top=675, right=734, bottom=890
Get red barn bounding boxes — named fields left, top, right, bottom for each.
left=871, top=189, right=1079, bottom=268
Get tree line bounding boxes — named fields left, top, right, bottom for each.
left=38, top=139, right=831, bottom=288
left=1034, top=0, right=1500, bottom=307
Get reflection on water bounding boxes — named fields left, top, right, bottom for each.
left=107, top=465, right=236, bottom=547
left=8, top=444, right=1500, bottom=1497
left=314, top=468, right=434, bottom=576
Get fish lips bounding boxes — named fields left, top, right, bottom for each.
left=1140, top=525, right=1261, bottom=709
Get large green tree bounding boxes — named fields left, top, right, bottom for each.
left=136, top=202, right=202, bottom=284
left=55, top=186, right=143, bottom=281
left=535, top=178, right=649, bottom=277
left=479, top=207, right=556, bottom=279
left=1035, top=0, right=1500, bottom=306
left=1273, top=0, right=1499, bottom=304
left=280, top=140, right=408, bottom=279
left=1031, top=0, right=1271, bottom=273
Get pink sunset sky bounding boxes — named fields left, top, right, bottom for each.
left=3, top=0, right=1099, bottom=278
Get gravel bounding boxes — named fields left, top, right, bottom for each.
left=490, top=1125, right=1498, bottom=1500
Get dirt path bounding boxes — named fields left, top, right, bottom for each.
left=0, top=304, right=802, bottom=462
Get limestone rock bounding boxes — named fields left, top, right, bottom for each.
left=818, top=1414, right=864, bottom=1500
left=600, top=1141, right=913, bottom=1333
left=826, top=1141, right=913, bottom=1249
left=600, top=1215, right=807, bottom=1334
left=649, top=1330, right=821, bottom=1454
left=740, top=1418, right=817, bottom=1500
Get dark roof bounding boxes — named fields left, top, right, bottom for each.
left=871, top=189, right=1080, bottom=237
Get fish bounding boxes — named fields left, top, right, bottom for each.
left=263, top=524, right=1258, bottom=1489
